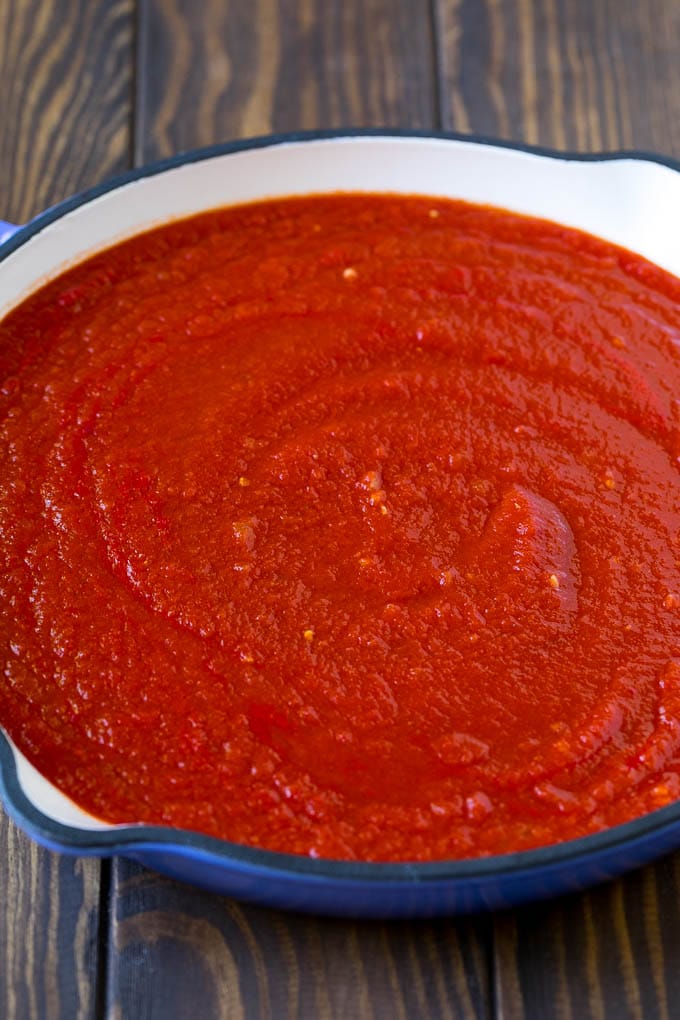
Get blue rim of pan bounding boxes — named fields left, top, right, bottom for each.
left=2, top=127, right=680, bottom=882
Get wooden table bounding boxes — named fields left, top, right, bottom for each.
left=2, top=1, right=680, bottom=1016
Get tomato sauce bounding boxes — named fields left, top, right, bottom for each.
left=2, top=194, right=680, bottom=861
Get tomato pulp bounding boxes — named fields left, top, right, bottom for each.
left=2, top=195, right=680, bottom=861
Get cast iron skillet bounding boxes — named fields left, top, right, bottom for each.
left=1, top=130, right=680, bottom=918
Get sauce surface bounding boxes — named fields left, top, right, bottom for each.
left=2, top=194, right=680, bottom=861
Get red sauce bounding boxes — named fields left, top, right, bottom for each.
left=2, top=194, right=680, bottom=861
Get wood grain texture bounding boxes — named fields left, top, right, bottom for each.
left=435, top=0, right=680, bottom=156
left=494, top=857, right=680, bottom=1020
left=106, top=862, right=491, bottom=1020
left=0, top=812, right=103, bottom=1020
left=0, top=0, right=133, bottom=221
left=135, top=0, right=437, bottom=161
left=0, top=1, right=134, bottom=1017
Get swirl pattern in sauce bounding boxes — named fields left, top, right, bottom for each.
left=2, top=195, right=680, bottom=861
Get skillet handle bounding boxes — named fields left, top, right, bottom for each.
left=0, top=221, right=20, bottom=244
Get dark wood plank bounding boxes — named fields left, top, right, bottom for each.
left=0, top=0, right=134, bottom=1017
left=106, top=3, right=493, bottom=1019
left=108, top=864, right=491, bottom=1020
left=135, top=0, right=437, bottom=161
left=494, top=857, right=680, bottom=1020
left=433, top=0, right=680, bottom=1016
left=0, top=814, right=103, bottom=1020
left=435, top=0, right=680, bottom=157
left=0, top=0, right=133, bottom=222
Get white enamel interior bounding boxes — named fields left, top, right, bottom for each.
left=2, top=135, right=680, bottom=831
